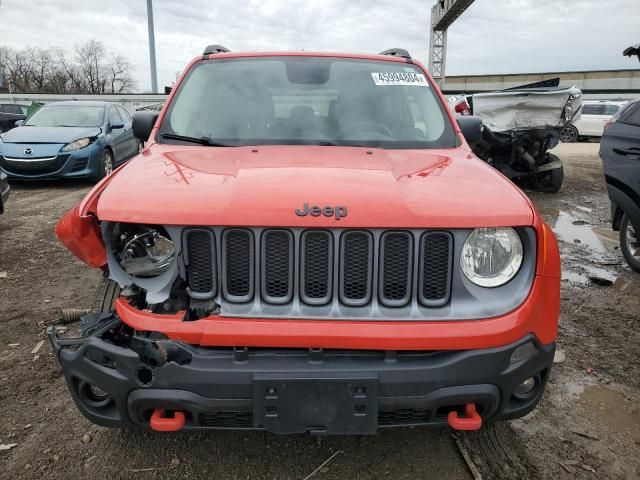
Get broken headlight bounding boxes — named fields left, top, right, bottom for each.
left=113, top=224, right=175, bottom=278
left=460, top=227, right=523, bottom=288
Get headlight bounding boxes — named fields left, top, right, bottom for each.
left=114, top=225, right=175, bottom=278
left=61, top=137, right=92, bottom=152
left=460, top=227, right=523, bottom=287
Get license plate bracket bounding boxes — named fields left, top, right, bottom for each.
left=253, top=373, right=378, bottom=435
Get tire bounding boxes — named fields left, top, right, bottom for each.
left=534, top=154, right=564, bottom=193
left=620, top=213, right=640, bottom=273
left=98, top=149, right=114, bottom=179
left=560, top=125, right=578, bottom=143
left=91, top=276, right=121, bottom=313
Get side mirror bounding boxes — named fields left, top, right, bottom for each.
left=132, top=112, right=159, bottom=141
left=15, top=120, right=24, bottom=127
left=456, top=116, right=483, bottom=145
left=110, top=120, right=125, bottom=130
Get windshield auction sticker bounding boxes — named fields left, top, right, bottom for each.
left=371, top=72, right=429, bottom=86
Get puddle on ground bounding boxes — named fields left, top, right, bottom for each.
left=544, top=210, right=618, bottom=259
left=578, top=385, right=640, bottom=442
left=538, top=208, right=623, bottom=285
left=612, top=276, right=633, bottom=292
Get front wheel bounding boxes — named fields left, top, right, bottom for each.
left=620, top=213, right=640, bottom=273
left=98, top=149, right=114, bottom=179
left=533, top=154, right=564, bottom=193
left=560, top=125, right=578, bottom=143
left=92, top=276, right=121, bottom=313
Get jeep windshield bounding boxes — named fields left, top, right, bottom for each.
left=159, top=56, right=457, bottom=149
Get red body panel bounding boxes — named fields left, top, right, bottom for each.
left=56, top=51, right=561, bottom=351
left=96, top=145, right=533, bottom=228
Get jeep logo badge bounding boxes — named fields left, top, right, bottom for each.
left=24, top=148, right=33, bottom=155
left=295, top=203, right=348, bottom=220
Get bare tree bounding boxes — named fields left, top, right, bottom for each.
left=0, top=40, right=137, bottom=94
left=107, top=55, right=136, bottom=93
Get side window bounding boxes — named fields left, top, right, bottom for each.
left=117, top=106, right=132, bottom=122
left=604, top=104, right=621, bottom=116
left=582, top=104, right=604, bottom=115
left=109, top=106, right=122, bottom=125
left=621, top=103, right=640, bottom=127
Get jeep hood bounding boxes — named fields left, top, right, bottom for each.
left=1, top=126, right=101, bottom=144
left=96, top=145, right=534, bottom=228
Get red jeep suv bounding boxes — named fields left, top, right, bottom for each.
left=49, top=46, right=560, bottom=435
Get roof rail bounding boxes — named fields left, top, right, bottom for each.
left=203, top=45, right=231, bottom=55
left=378, top=48, right=411, bottom=59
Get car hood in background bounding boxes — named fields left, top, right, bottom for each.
left=96, top=144, right=534, bottom=229
left=1, top=126, right=101, bottom=144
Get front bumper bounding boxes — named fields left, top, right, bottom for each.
left=0, top=144, right=103, bottom=180
left=48, top=316, right=555, bottom=434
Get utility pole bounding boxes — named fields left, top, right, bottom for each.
left=428, top=0, right=475, bottom=88
left=146, top=0, right=158, bottom=93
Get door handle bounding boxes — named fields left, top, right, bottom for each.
left=613, top=147, right=640, bottom=159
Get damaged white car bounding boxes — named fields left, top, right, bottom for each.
left=450, top=79, right=582, bottom=192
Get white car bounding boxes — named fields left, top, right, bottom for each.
left=561, top=100, right=627, bottom=142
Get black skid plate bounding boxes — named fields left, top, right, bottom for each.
left=253, top=373, right=378, bottom=435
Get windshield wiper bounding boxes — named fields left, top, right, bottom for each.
left=159, top=133, right=232, bottom=147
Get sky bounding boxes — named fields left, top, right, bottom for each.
left=0, top=0, right=637, bottom=92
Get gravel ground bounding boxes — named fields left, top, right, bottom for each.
left=0, top=143, right=638, bottom=479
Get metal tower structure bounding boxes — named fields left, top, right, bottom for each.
left=428, top=0, right=475, bottom=87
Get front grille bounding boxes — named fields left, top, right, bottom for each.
left=182, top=228, right=453, bottom=317
left=0, top=155, right=69, bottom=175
left=199, top=411, right=253, bottom=428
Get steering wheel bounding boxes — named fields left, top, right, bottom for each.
left=336, top=120, right=393, bottom=140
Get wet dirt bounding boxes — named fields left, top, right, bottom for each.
left=499, top=143, right=640, bottom=479
left=1, top=143, right=639, bottom=479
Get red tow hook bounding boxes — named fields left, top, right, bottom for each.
left=447, top=403, right=482, bottom=431
left=150, top=409, right=186, bottom=432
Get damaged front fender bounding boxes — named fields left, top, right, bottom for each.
left=56, top=205, right=107, bottom=269
left=55, top=162, right=126, bottom=269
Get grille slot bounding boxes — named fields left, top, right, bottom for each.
left=419, top=232, right=452, bottom=306
left=261, top=230, right=294, bottom=304
left=379, top=232, right=413, bottom=307
left=185, top=229, right=216, bottom=298
left=199, top=411, right=253, bottom=428
left=340, top=231, right=373, bottom=306
left=300, top=230, right=333, bottom=305
left=222, top=229, right=254, bottom=302
left=378, top=408, right=431, bottom=426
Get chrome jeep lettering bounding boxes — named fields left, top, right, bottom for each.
left=295, top=203, right=348, bottom=220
